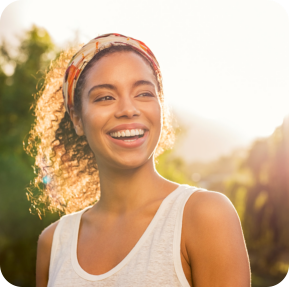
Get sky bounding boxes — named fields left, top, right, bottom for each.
left=0, top=0, right=289, bottom=144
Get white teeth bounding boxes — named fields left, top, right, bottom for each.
left=110, top=129, right=145, bottom=138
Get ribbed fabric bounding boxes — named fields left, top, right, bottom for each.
left=48, top=184, right=203, bottom=287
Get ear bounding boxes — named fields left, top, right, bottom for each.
left=69, top=108, right=84, bottom=136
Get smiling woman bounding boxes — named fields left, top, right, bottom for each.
left=26, top=33, right=251, bottom=287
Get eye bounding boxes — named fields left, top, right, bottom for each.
left=137, top=92, right=154, bottom=98
left=95, top=96, right=115, bottom=102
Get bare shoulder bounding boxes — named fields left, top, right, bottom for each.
left=185, top=189, right=239, bottom=223
left=36, top=220, right=60, bottom=287
left=183, top=189, right=243, bottom=245
left=182, top=189, right=251, bottom=287
left=38, top=220, right=60, bottom=247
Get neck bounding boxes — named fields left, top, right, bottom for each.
left=95, top=157, right=175, bottom=215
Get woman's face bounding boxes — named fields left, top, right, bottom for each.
left=72, top=51, right=162, bottom=170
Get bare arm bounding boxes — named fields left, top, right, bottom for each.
left=183, top=191, right=251, bottom=287
left=36, top=220, right=59, bottom=287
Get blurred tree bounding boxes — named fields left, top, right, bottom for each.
left=242, top=118, right=289, bottom=285
left=0, top=25, right=60, bottom=286
left=156, top=149, right=197, bottom=186
left=224, top=118, right=289, bottom=286
left=156, top=120, right=198, bottom=186
left=0, top=25, right=55, bottom=155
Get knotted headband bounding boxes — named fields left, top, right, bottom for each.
left=63, top=33, right=160, bottom=113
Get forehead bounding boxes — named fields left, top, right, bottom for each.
left=84, top=51, right=158, bottom=89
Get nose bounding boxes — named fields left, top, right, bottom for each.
left=115, top=96, right=140, bottom=119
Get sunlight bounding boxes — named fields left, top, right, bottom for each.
left=1, top=0, right=289, bottom=141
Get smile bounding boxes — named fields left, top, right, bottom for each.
left=109, top=129, right=145, bottom=142
left=107, top=128, right=148, bottom=148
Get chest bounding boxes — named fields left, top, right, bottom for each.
left=77, top=215, right=153, bottom=275
left=75, top=214, right=192, bottom=287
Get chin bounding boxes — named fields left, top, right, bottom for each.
left=112, top=153, right=152, bottom=170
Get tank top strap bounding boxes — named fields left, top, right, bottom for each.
left=172, top=185, right=207, bottom=286
left=48, top=207, right=91, bottom=285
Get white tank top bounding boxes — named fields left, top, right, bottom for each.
left=48, top=184, right=204, bottom=287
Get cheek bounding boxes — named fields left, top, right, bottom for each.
left=147, top=102, right=162, bottom=134
left=81, top=106, right=106, bottom=146
left=81, top=96, right=111, bottom=131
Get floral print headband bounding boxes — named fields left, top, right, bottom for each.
left=63, top=33, right=160, bottom=113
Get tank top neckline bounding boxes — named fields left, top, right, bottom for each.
left=70, top=184, right=187, bottom=281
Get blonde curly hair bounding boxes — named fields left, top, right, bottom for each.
left=26, top=45, right=175, bottom=216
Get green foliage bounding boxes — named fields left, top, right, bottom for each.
left=156, top=150, right=196, bottom=185
left=0, top=25, right=55, bottom=154
left=0, top=25, right=60, bottom=286
left=222, top=120, right=289, bottom=286
left=242, top=121, right=289, bottom=283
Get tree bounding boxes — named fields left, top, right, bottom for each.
left=0, top=25, right=59, bottom=286
left=225, top=117, right=289, bottom=286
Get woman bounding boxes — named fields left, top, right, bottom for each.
left=31, top=33, right=251, bottom=286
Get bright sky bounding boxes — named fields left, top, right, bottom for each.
left=1, top=0, right=289, bottom=142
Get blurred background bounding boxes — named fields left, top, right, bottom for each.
left=0, top=0, right=288, bottom=286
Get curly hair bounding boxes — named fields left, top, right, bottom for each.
left=26, top=44, right=175, bottom=216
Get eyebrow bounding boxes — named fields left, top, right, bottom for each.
left=133, top=80, right=156, bottom=89
left=87, top=80, right=156, bottom=97
left=88, top=84, right=116, bottom=97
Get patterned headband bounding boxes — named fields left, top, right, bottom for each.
left=63, top=33, right=160, bottom=113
